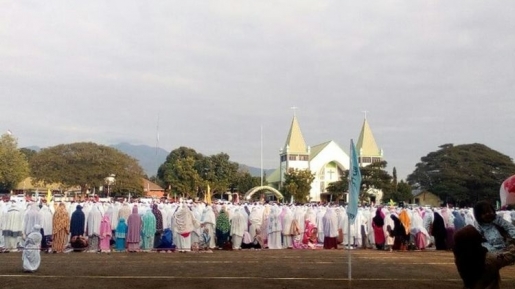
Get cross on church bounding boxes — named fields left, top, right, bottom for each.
left=362, top=110, right=369, bottom=119
left=327, top=169, right=335, bottom=180
left=291, top=106, right=299, bottom=117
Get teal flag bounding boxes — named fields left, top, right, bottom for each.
left=347, top=139, right=362, bottom=224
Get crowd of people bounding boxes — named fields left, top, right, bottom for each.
left=1, top=198, right=515, bottom=287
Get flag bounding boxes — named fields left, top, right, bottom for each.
left=46, top=189, right=52, bottom=203
left=347, top=139, right=362, bottom=224
left=206, top=184, right=211, bottom=205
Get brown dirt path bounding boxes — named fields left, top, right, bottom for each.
left=2, top=249, right=515, bottom=289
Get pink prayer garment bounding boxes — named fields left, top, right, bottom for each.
left=99, top=215, right=112, bottom=251
left=500, top=175, right=515, bottom=207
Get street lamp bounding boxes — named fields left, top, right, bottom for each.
left=104, top=174, right=116, bottom=198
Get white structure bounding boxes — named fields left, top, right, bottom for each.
left=267, top=115, right=349, bottom=202
left=267, top=114, right=384, bottom=203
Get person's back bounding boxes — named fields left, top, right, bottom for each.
left=22, top=225, right=42, bottom=272
left=454, top=225, right=515, bottom=289
left=70, top=205, right=85, bottom=237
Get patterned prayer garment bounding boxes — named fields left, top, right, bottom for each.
left=52, top=204, right=70, bottom=253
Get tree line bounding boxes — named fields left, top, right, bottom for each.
left=1, top=132, right=514, bottom=205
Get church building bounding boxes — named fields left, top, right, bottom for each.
left=267, top=114, right=383, bottom=203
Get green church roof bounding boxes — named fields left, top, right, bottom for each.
left=309, top=140, right=332, bottom=160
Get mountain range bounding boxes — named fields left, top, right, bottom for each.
left=25, top=143, right=274, bottom=178
left=113, top=143, right=276, bottom=177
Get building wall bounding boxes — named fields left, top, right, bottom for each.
left=412, top=191, right=441, bottom=207
left=146, top=190, right=165, bottom=198
left=308, top=142, right=350, bottom=202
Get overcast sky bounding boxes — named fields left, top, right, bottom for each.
left=2, top=1, right=514, bottom=180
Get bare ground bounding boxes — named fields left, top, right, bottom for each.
left=2, top=249, right=515, bottom=289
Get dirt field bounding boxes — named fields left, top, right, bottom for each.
left=2, top=249, right=515, bottom=289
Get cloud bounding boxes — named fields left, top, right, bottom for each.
left=1, top=0, right=515, bottom=180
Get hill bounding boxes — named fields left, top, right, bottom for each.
left=110, top=143, right=168, bottom=177
left=112, top=143, right=275, bottom=178
left=22, top=143, right=274, bottom=178
left=239, top=164, right=276, bottom=178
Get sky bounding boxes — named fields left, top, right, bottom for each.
left=1, top=1, right=515, bottom=181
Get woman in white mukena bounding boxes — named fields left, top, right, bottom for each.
left=22, top=224, right=42, bottom=273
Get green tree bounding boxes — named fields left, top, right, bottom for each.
left=19, top=148, right=38, bottom=166
left=201, top=153, right=239, bottom=194
left=281, top=168, right=315, bottom=203
left=159, top=148, right=240, bottom=199
left=158, top=147, right=203, bottom=193
left=392, top=180, right=413, bottom=203
left=30, top=142, right=145, bottom=197
left=360, top=161, right=393, bottom=204
left=326, top=170, right=349, bottom=201
left=407, top=143, right=515, bottom=206
left=233, top=169, right=263, bottom=194
left=160, top=157, right=202, bottom=199
left=0, top=133, right=30, bottom=191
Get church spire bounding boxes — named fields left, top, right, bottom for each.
left=283, top=111, right=307, bottom=154
left=356, top=117, right=382, bottom=165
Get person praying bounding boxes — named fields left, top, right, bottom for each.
left=22, top=224, right=42, bottom=273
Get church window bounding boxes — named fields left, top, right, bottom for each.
left=299, top=155, right=309, bottom=161
left=289, top=155, right=297, bottom=161
left=372, top=157, right=382, bottom=163
left=361, top=157, right=371, bottom=163
left=281, top=155, right=287, bottom=162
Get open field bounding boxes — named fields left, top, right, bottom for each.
left=2, top=249, right=515, bottom=289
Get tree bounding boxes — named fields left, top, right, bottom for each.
left=158, top=147, right=240, bottom=199
left=233, top=169, right=263, bottom=194
left=407, top=143, right=515, bottom=206
left=391, top=180, right=413, bottom=203
left=160, top=157, right=202, bottom=199
left=158, top=147, right=203, bottom=194
left=0, top=133, right=30, bottom=191
left=281, top=168, right=315, bottom=203
left=201, top=153, right=239, bottom=194
left=30, top=142, right=145, bottom=197
left=360, top=161, right=393, bottom=204
left=19, top=148, right=37, bottom=165
left=326, top=170, right=349, bottom=201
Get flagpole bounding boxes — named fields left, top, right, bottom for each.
left=348, top=140, right=352, bottom=282
left=260, top=125, right=263, bottom=187
left=346, top=139, right=361, bottom=282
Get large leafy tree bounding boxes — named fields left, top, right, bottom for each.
left=160, top=157, right=202, bottom=199
left=19, top=148, right=38, bottom=165
left=360, top=161, right=393, bottom=203
left=201, top=153, right=239, bottom=194
left=407, top=143, right=515, bottom=206
left=233, top=169, right=263, bottom=194
left=281, top=168, right=315, bottom=203
left=158, top=146, right=203, bottom=193
left=326, top=170, right=349, bottom=201
left=388, top=180, right=412, bottom=203
left=30, top=142, right=145, bottom=197
left=0, top=133, right=30, bottom=191
left=158, top=147, right=240, bottom=199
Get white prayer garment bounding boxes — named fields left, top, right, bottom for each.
left=22, top=225, right=42, bottom=272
